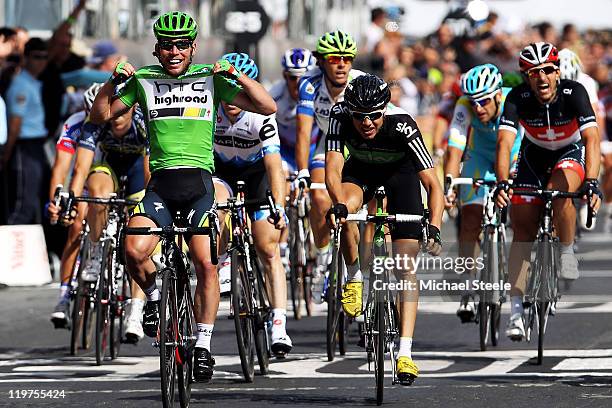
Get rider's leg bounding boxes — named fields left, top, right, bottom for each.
left=340, top=183, right=364, bottom=281
left=549, top=167, right=583, bottom=279
left=86, top=172, right=114, bottom=241
left=213, top=180, right=231, bottom=293
left=310, top=166, right=332, bottom=256
left=252, top=218, right=292, bottom=354
left=456, top=204, right=483, bottom=321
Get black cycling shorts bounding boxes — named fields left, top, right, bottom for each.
left=512, top=139, right=585, bottom=203
left=131, top=168, right=214, bottom=229
left=213, top=159, right=270, bottom=201
left=342, top=159, right=424, bottom=240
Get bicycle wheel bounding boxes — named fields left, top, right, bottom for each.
left=110, top=265, right=128, bottom=360
left=326, top=244, right=340, bottom=362
left=478, top=301, right=491, bottom=351
left=252, top=255, right=271, bottom=374
left=374, top=288, right=385, bottom=406
left=337, top=259, right=348, bottom=356
left=70, top=281, right=87, bottom=355
left=479, top=229, right=495, bottom=351
left=160, top=269, right=178, bottom=407
left=95, top=242, right=112, bottom=365
left=289, top=223, right=303, bottom=320
left=491, top=227, right=508, bottom=347
left=177, top=274, right=195, bottom=408
left=536, top=237, right=556, bottom=365
left=231, top=250, right=255, bottom=382
left=82, top=283, right=96, bottom=351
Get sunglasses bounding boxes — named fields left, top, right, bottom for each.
left=158, top=40, right=193, bottom=51
left=469, top=96, right=494, bottom=108
left=349, top=109, right=385, bottom=121
left=527, top=65, right=557, bottom=78
left=325, top=55, right=354, bottom=64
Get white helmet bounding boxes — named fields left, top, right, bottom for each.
left=558, top=48, right=582, bottom=81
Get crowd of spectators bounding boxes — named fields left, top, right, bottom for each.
left=0, top=3, right=610, bottom=232
left=355, top=7, right=612, bottom=159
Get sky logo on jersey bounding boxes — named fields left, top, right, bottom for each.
left=396, top=122, right=418, bottom=137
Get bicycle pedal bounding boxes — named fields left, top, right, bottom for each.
left=152, top=341, right=160, bottom=348
left=397, top=374, right=416, bottom=386
left=51, top=318, right=70, bottom=330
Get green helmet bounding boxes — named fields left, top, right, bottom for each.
left=316, top=30, right=357, bottom=57
left=153, top=11, right=198, bottom=40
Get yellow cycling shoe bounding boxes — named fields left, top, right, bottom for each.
left=396, top=356, right=419, bottom=386
left=341, top=280, right=363, bottom=318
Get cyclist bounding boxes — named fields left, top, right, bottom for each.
left=495, top=42, right=602, bottom=341
left=295, top=30, right=364, bottom=302
left=88, top=11, right=276, bottom=382
left=268, top=48, right=317, bottom=272
left=64, top=84, right=150, bottom=343
left=213, top=53, right=291, bottom=357
left=443, top=64, right=523, bottom=322
left=325, top=74, right=443, bottom=385
left=48, top=85, right=94, bottom=328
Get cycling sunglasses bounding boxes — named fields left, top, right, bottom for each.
left=469, top=96, right=494, bottom=108
left=349, top=109, right=385, bottom=121
left=158, top=39, right=193, bottom=51
left=325, top=55, right=354, bottom=64
left=527, top=65, right=557, bottom=78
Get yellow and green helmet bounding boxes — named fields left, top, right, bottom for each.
left=315, top=30, right=357, bottom=57
left=153, top=11, right=198, bottom=40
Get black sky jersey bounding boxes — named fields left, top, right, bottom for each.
left=326, top=102, right=433, bottom=171
left=499, top=79, right=597, bottom=151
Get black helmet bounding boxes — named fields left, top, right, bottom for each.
left=344, top=74, right=391, bottom=111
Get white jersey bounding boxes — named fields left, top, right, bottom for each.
left=269, top=81, right=318, bottom=148
left=214, top=107, right=281, bottom=167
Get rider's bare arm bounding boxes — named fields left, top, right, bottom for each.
left=295, top=113, right=315, bottom=172
left=419, top=168, right=444, bottom=229
left=325, top=150, right=345, bottom=205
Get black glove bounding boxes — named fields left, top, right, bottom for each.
left=425, top=224, right=442, bottom=256
left=326, top=203, right=348, bottom=221
left=582, top=178, right=602, bottom=198
left=428, top=224, right=441, bottom=245
left=494, top=180, right=510, bottom=198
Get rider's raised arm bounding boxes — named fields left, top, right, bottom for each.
left=89, top=80, right=131, bottom=125
left=223, top=74, right=276, bottom=116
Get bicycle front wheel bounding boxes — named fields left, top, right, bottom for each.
left=326, top=244, right=340, bottom=362
left=110, top=266, right=128, bottom=360
left=231, top=250, right=256, bottom=382
left=160, top=270, right=178, bottom=407
left=374, top=289, right=385, bottom=406
left=177, top=274, right=195, bottom=408
left=95, top=242, right=113, bottom=365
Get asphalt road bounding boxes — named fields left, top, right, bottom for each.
left=1, top=226, right=612, bottom=407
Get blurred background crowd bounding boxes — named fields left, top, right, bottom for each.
left=0, top=0, right=610, bottom=261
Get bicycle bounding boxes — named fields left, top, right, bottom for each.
left=60, top=186, right=137, bottom=365
left=510, top=184, right=595, bottom=365
left=216, top=181, right=274, bottom=382
left=337, top=187, right=429, bottom=405
left=445, top=176, right=509, bottom=351
left=286, top=173, right=315, bottom=320
left=126, top=216, right=217, bottom=408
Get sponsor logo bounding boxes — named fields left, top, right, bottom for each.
left=305, top=83, right=315, bottom=94
left=259, top=117, right=277, bottom=140
left=563, top=88, right=573, bottom=95
left=154, top=202, right=164, bottom=212
left=579, top=115, right=596, bottom=122
left=396, top=122, right=418, bottom=137
left=455, top=111, right=465, bottom=123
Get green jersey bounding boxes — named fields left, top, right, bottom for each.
left=117, top=64, right=241, bottom=173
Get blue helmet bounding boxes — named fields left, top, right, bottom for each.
left=221, top=52, right=259, bottom=79
left=281, top=48, right=316, bottom=76
left=461, top=63, right=502, bottom=99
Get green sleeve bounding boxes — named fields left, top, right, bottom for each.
left=117, top=76, right=138, bottom=108
left=213, top=74, right=242, bottom=104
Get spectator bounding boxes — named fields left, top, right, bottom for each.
left=1, top=38, right=49, bottom=225
left=362, top=8, right=387, bottom=54
left=40, top=0, right=87, bottom=139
